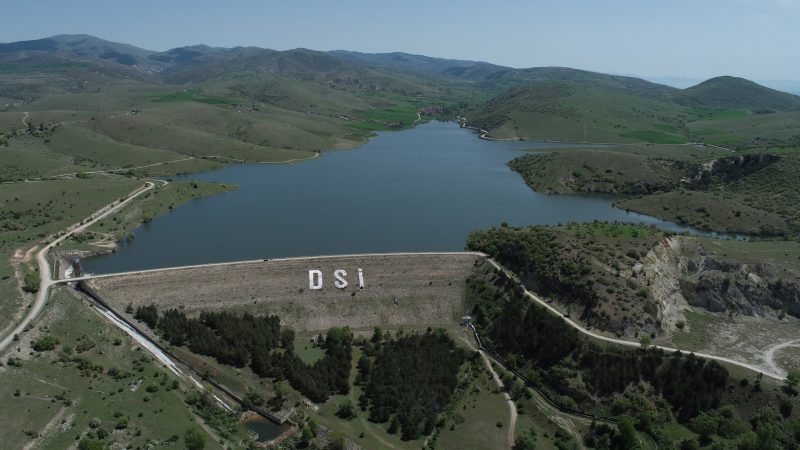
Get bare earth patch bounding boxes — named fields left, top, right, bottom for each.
left=668, top=311, right=800, bottom=376
left=89, top=254, right=483, bottom=332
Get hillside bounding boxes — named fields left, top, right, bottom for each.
left=464, top=79, right=687, bottom=143
left=3, top=34, right=799, bottom=150
left=677, top=76, right=800, bottom=111
left=330, top=50, right=507, bottom=81
left=464, top=73, right=800, bottom=147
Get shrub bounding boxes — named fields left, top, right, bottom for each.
left=184, top=427, right=206, bottom=450
left=32, top=335, right=58, bottom=352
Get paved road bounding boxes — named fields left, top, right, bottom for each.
left=0, top=180, right=162, bottom=353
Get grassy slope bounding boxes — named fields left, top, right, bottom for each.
left=618, top=152, right=800, bottom=236
left=508, top=142, right=800, bottom=237
left=0, top=288, right=223, bottom=450
left=467, top=75, right=800, bottom=148
left=0, top=136, right=81, bottom=181
left=618, top=189, right=790, bottom=235
left=0, top=177, right=142, bottom=337
left=468, top=81, right=688, bottom=143
left=509, top=146, right=696, bottom=195
left=509, top=143, right=733, bottom=194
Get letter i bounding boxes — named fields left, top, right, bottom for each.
left=358, top=268, right=365, bottom=288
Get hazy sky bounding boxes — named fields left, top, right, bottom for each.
left=2, top=0, right=798, bottom=81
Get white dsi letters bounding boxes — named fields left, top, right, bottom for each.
left=308, top=268, right=365, bottom=290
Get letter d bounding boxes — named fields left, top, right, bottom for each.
left=309, top=270, right=323, bottom=290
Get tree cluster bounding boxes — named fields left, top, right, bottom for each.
left=466, top=271, right=728, bottom=422
left=134, top=306, right=352, bottom=402
left=358, top=329, right=466, bottom=441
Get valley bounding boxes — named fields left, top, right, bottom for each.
left=1, top=31, right=800, bottom=450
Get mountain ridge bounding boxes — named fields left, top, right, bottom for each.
left=2, top=34, right=797, bottom=100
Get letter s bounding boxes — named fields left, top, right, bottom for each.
left=334, top=269, right=348, bottom=289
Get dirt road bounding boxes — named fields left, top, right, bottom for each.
left=462, top=336, right=517, bottom=448
left=0, top=180, right=163, bottom=353
left=484, top=259, right=785, bottom=381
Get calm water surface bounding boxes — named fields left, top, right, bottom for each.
left=84, top=121, right=716, bottom=273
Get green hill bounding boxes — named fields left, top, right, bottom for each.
left=464, top=76, right=687, bottom=143
left=676, top=76, right=800, bottom=111
left=463, top=72, right=800, bottom=146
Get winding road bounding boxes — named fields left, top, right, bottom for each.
left=764, top=338, right=800, bottom=379
left=0, top=180, right=163, bottom=353
left=484, top=259, right=785, bottom=381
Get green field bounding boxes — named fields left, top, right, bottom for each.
left=0, top=177, right=142, bottom=337
left=0, top=288, right=226, bottom=449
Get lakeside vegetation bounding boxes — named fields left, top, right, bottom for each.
left=509, top=145, right=800, bottom=237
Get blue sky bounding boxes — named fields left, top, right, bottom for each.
left=2, top=0, right=798, bottom=81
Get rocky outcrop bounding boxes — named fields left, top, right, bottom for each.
left=689, top=153, right=779, bottom=187
left=641, top=237, right=800, bottom=330
left=640, top=237, right=690, bottom=331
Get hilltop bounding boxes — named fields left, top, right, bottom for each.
left=463, top=73, right=800, bottom=146
left=676, top=76, right=800, bottom=110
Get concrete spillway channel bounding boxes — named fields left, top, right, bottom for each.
left=74, top=279, right=288, bottom=426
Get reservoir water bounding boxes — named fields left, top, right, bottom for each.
left=83, top=121, right=717, bottom=274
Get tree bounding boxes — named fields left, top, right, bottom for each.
left=680, top=438, right=700, bottom=450
left=32, top=335, right=58, bottom=352
left=336, top=399, right=356, bottom=419
left=184, top=427, right=206, bottom=450
left=388, top=415, right=400, bottom=434
left=134, top=304, right=159, bottom=328
left=77, top=439, right=104, bottom=450
left=22, top=270, right=39, bottom=293
left=513, top=427, right=537, bottom=450
left=785, top=371, right=800, bottom=395
left=780, top=397, right=793, bottom=418
left=689, top=412, right=718, bottom=445
left=244, top=389, right=264, bottom=406
left=614, top=416, right=637, bottom=449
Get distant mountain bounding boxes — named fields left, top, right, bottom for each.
left=329, top=50, right=508, bottom=81
left=0, top=34, right=163, bottom=72
left=2, top=34, right=799, bottom=148
left=675, top=76, right=800, bottom=110
left=0, top=35, right=441, bottom=98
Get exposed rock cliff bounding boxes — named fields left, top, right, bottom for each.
left=641, top=237, right=800, bottom=332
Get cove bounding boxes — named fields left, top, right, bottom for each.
left=83, top=121, right=724, bottom=274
